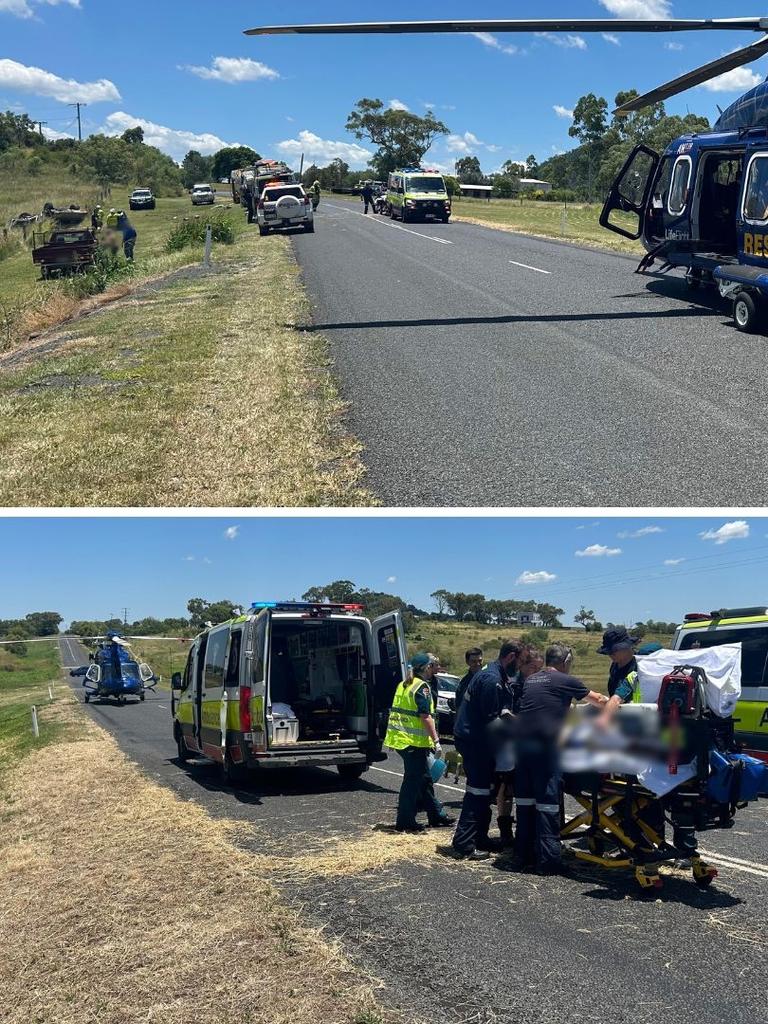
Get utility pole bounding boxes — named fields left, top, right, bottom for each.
left=122, top=608, right=129, bottom=628
left=69, top=102, right=86, bottom=141
left=35, top=120, right=47, bottom=139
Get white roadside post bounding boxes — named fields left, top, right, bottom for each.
left=203, top=225, right=212, bottom=268
left=560, top=206, right=568, bottom=236
left=31, top=705, right=39, bottom=738
left=48, top=684, right=54, bottom=702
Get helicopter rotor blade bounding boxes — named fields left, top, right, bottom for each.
left=245, top=18, right=768, bottom=36
left=614, top=33, right=768, bottom=114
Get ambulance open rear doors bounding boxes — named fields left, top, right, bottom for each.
left=173, top=605, right=409, bottom=777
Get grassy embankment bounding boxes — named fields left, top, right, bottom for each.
left=0, top=644, right=398, bottom=1024
left=409, top=620, right=674, bottom=690
left=329, top=191, right=642, bottom=254
left=0, top=181, right=372, bottom=506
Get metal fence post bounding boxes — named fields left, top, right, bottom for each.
left=203, top=225, right=212, bottom=267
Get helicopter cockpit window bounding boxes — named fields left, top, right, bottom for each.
left=743, top=155, right=768, bottom=223
left=668, top=156, right=692, bottom=216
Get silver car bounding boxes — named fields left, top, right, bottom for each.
left=257, top=183, right=314, bottom=235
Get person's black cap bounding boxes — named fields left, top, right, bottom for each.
left=597, top=627, right=639, bottom=656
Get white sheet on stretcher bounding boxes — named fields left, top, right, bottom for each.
left=636, top=643, right=741, bottom=718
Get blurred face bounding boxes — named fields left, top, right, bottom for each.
left=610, top=647, right=634, bottom=668
left=467, top=652, right=483, bottom=673
left=521, top=652, right=544, bottom=677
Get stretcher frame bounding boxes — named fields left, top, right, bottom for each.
left=559, top=774, right=719, bottom=890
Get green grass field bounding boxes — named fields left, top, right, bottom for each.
left=408, top=620, right=674, bottom=691
left=0, top=642, right=84, bottom=776
left=329, top=191, right=641, bottom=254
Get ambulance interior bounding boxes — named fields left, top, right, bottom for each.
left=267, top=620, right=370, bottom=745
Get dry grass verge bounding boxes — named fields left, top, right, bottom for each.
left=451, top=214, right=643, bottom=255
left=0, top=717, right=399, bottom=1024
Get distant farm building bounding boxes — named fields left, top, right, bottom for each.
left=458, top=183, right=493, bottom=200
left=518, top=611, right=544, bottom=626
left=518, top=178, right=553, bottom=193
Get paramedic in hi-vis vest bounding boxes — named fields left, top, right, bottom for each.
left=385, top=653, right=455, bottom=833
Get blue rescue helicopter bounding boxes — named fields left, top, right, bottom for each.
left=0, top=631, right=168, bottom=705
left=246, top=14, right=768, bottom=332
left=77, top=632, right=159, bottom=705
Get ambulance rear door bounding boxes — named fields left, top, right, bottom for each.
left=371, top=611, right=408, bottom=754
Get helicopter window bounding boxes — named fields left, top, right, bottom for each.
left=225, top=630, right=242, bottom=686
left=668, top=156, right=692, bottom=216
left=743, top=155, right=768, bottom=223
left=204, top=628, right=228, bottom=690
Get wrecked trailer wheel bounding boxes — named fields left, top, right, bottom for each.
left=733, top=290, right=761, bottom=333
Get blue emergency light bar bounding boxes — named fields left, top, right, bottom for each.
left=250, top=601, right=364, bottom=613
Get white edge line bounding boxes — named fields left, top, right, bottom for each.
left=698, top=848, right=768, bottom=873
left=370, top=764, right=465, bottom=794
left=325, top=202, right=453, bottom=245
left=509, top=259, right=551, bottom=275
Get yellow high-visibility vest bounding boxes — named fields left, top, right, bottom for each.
left=384, top=678, right=434, bottom=750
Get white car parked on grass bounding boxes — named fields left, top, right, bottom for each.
left=191, top=183, right=215, bottom=206
left=257, top=183, right=314, bottom=235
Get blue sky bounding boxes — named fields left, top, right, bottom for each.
left=2, top=1, right=767, bottom=170
left=0, top=516, right=765, bottom=627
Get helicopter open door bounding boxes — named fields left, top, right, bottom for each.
left=371, top=611, right=408, bottom=754
left=600, top=144, right=660, bottom=240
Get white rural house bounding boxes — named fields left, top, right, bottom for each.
left=518, top=611, right=544, bottom=626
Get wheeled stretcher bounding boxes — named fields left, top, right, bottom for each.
left=558, top=657, right=767, bottom=890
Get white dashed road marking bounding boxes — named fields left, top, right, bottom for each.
left=509, top=259, right=551, bottom=275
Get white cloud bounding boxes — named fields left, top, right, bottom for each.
left=101, top=111, right=239, bottom=161
left=575, top=544, right=622, bottom=557
left=41, top=125, right=74, bottom=141
left=664, top=41, right=684, bottom=51
left=388, top=98, right=409, bottom=111
left=516, top=570, right=557, bottom=585
left=471, top=31, right=519, bottom=56
left=386, top=575, right=397, bottom=583
left=0, top=0, right=78, bottom=18
left=554, top=105, right=574, bottom=119
left=224, top=526, right=239, bottom=540
left=598, top=0, right=672, bottom=17
left=536, top=32, right=587, bottom=50
left=183, top=555, right=195, bottom=562
left=617, top=526, right=664, bottom=539
left=602, top=33, right=621, bottom=45
left=446, top=131, right=483, bottom=153
left=664, top=558, right=685, bottom=566
left=700, top=520, right=750, bottom=545
left=701, top=66, right=762, bottom=94
left=0, top=58, right=120, bottom=103
left=183, top=56, right=279, bottom=83
left=275, top=129, right=372, bottom=169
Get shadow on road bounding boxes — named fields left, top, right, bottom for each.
left=171, top=757, right=394, bottom=806
left=295, top=305, right=716, bottom=333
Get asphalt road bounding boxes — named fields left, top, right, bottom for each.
left=60, top=640, right=768, bottom=1024
left=291, top=204, right=768, bottom=507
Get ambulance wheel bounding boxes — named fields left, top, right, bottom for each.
left=733, top=291, right=761, bottom=333
left=139, top=691, right=145, bottom=701
left=84, top=692, right=90, bottom=703
left=221, top=753, right=248, bottom=786
left=175, top=728, right=192, bottom=763
left=337, top=763, right=367, bottom=782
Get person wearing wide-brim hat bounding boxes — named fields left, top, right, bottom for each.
left=598, top=627, right=641, bottom=719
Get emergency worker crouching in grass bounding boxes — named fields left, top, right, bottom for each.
left=512, top=645, right=608, bottom=875
left=451, top=641, right=523, bottom=860
left=384, top=653, right=455, bottom=833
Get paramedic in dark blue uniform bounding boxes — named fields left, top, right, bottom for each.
left=455, top=647, right=483, bottom=715
left=514, top=644, right=608, bottom=875
left=451, top=641, right=522, bottom=860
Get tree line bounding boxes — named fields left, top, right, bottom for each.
left=0, top=109, right=261, bottom=196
